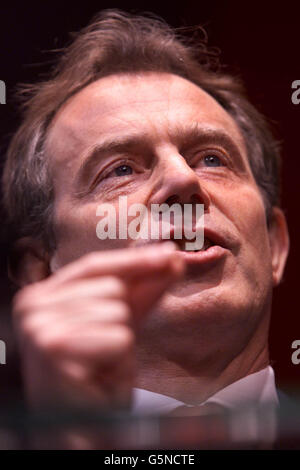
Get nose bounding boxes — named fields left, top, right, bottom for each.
left=150, top=151, right=210, bottom=211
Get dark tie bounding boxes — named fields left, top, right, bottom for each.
left=158, top=402, right=231, bottom=448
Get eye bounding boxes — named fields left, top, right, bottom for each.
left=113, top=164, right=133, bottom=176
left=203, top=154, right=223, bottom=167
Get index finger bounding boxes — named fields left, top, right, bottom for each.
left=49, top=242, right=184, bottom=286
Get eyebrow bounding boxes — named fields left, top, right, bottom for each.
left=76, top=132, right=153, bottom=186
left=172, top=124, right=245, bottom=159
left=76, top=123, right=246, bottom=189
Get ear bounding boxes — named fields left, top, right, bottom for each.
left=268, top=207, right=290, bottom=286
left=8, top=237, right=51, bottom=287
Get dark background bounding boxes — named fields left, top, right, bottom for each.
left=0, top=1, right=299, bottom=397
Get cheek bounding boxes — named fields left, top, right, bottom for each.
left=224, top=185, right=273, bottom=286
left=51, top=191, right=150, bottom=266
left=214, top=181, right=268, bottom=246
left=233, top=188, right=269, bottom=250
left=52, top=201, right=127, bottom=266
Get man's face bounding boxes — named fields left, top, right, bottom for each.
left=45, top=73, right=280, bottom=359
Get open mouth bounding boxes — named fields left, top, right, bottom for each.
left=135, top=227, right=229, bottom=257
left=174, top=237, right=214, bottom=252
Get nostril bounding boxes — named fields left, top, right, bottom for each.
left=165, top=195, right=179, bottom=206
left=190, top=193, right=209, bottom=212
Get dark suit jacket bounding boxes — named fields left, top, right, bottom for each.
left=274, top=390, right=300, bottom=449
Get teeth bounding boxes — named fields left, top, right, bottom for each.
left=135, top=238, right=214, bottom=252
left=180, top=238, right=213, bottom=252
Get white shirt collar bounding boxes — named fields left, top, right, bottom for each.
left=132, top=366, right=278, bottom=415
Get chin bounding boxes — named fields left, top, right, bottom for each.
left=155, top=277, right=263, bottom=326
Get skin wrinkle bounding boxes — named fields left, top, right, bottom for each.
left=74, top=127, right=249, bottom=201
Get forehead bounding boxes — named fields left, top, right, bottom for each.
left=45, top=72, right=246, bottom=168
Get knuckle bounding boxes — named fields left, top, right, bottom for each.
left=13, top=285, right=38, bottom=314
left=34, top=330, right=62, bottom=353
left=101, top=276, right=127, bottom=298
left=82, top=251, right=102, bottom=270
left=19, top=315, right=36, bottom=338
left=113, top=326, right=135, bottom=354
left=15, top=319, right=60, bottom=354
left=110, top=300, right=131, bottom=323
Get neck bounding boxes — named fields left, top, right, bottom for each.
left=135, top=317, right=270, bottom=404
